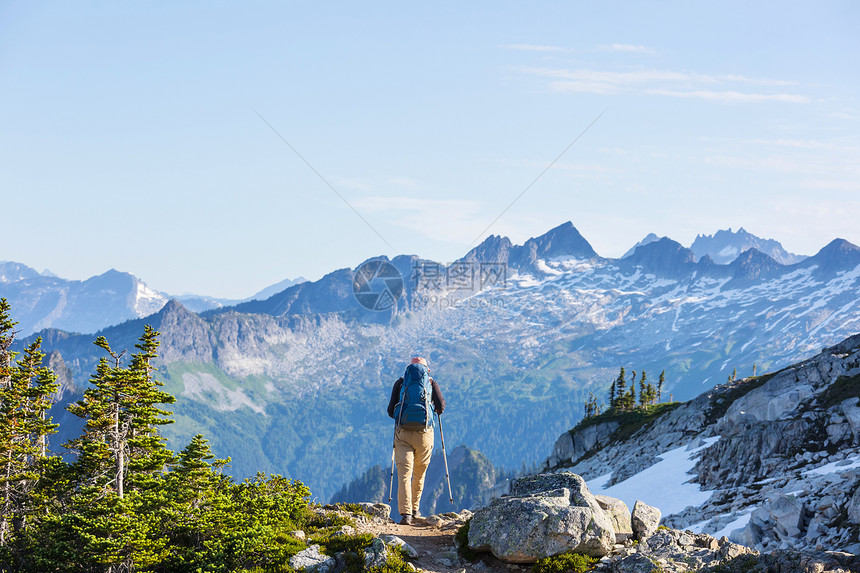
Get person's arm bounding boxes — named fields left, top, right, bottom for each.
left=387, top=378, right=403, bottom=418
left=430, top=379, right=445, bottom=415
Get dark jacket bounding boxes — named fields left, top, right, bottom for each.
left=387, top=377, right=445, bottom=419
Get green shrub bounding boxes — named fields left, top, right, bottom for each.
left=532, top=552, right=597, bottom=573
left=318, top=533, right=374, bottom=555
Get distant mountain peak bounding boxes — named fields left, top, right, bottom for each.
left=621, top=233, right=664, bottom=259
left=623, top=237, right=696, bottom=275
left=803, top=238, right=860, bottom=274
left=690, top=228, right=806, bottom=265
left=729, top=248, right=783, bottom=281
left=515, top=221, right=597, bottom=262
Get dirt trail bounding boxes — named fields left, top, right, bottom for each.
left=356, top=517, right=526, bottom=573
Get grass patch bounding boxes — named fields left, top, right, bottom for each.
left=532, top=552, right=598, bottom=573
left=572, top=402, right=683, bottom=443
left=335, top=502, right=373, bottom=518
left=318, top=532, right=374, bottom=555
left=819, top=373, right=860, bottom=409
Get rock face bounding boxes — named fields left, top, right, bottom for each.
left=467, top=472, right=615, bottom=562
left=547, top=421, right=620, bottom=469
left=631, top=500, right=662, bottom=540
left=288, top=544, right=335, bottom=573
left=595, top=494, right=633, bottom=541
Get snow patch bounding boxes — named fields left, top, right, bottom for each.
left=586, top=437, right=719, bottom=516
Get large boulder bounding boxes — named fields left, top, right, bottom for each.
left=769, top=495, right=804, bottom=538
left=631, top=500, right=661, bottom=540
left=849, top=485, right=860, bottom=525
left=467, top=472, right=615, bottom=562
left=288, top=545, right=335, bottom=573
left=594, top=494, right=633, bottom=542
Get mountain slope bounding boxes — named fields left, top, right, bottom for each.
left=545, top=332, right=860, bottom=554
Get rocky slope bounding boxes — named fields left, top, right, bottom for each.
left=545, top=332, right=860, bottom=555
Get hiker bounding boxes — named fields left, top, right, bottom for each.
left=387, top=356, right=445, bottom=525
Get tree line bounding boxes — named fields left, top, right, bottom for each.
left=583, top=367, right=666, bottom=418
left=0, top=299, right=311, bottom=572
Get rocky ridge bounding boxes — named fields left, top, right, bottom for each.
left=326, top=473, right=859, bottom=573
left=544, top=333, right=860, bottom=555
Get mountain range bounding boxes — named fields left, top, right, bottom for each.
left=0, top=261, right=305, bottom=335
left=9, top=222, right=860, bottom=502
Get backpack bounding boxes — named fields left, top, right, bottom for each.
left=393, top=363, right=434, bottom=430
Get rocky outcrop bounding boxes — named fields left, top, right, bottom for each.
left=544, top=332, right=860, bottom=555
left=288, top=544, right=335, bottom=573
left=468, top=472, right=615, bottom=561
left=595, top=494, right=633, bottom=541
left=547, top=421, right=620, bottom=469
left=631, top=501, right=661, bottom=540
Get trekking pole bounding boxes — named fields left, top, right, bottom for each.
left=387, top=443, right=396, bottom=503
left=437, top=412, right=454, bottom=505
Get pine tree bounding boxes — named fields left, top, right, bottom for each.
left=608, top=378, right=616, bottom=412
left=753, top=363, right=757, bottom=377
left=658, top=370, right=666, bottom=402
left=613, top=368, right=626, bottom=411
left=639, top=370, right=648, bottom=407
left=58, top=327, right=176, bottom=571
left=0, top=301, right=59, bottom=551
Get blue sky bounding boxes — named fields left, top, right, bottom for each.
left=2, top=1, right=858, bottom=298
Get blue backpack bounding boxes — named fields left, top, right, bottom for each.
left=394, top=363, right=434, bottom=430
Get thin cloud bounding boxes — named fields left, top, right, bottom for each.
left=522, top=66, right=809, bottom=104
left=596, top=43, right=656, bottom=54
left=648, top=89, right=811, bottom=104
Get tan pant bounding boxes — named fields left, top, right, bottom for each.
left=394, top=426, right=434, bottom=516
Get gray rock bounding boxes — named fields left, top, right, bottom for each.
left=363, top=538, right=388, bottom=569
left=379, top=534, right=419, bottom=558
left=355, top=502, right=393, bottom=520
left=631, top=501, right=661, bottom=540
left=613, top=553, right=662, bottom=573
left=594, top=494, right=633, bottom=541
left=468, top=473, right=615, bottom=562
left=289, top=545, right=335, bottom=573
left=848, top=486, right=860, bottom=524
left=770, top=495, right=804, bottom=538
left=290, top=530, right=307, bottom=540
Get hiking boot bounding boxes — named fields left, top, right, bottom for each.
left=399, top=514, right=413, bottom=526
left=412, top=510, right=422, bottom=518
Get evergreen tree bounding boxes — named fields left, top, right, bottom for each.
left=753, top=363, right=757, bottom=377
left=658, top=370, right=666, bottom=402
left=626, top=378, right=636, bottom=410
left=608, top=378, right=616, bottom=412
left=613, top=368, right=626, bottom=411
left=639, top=370, right=648, bottom=407
left=0, top=304, right=59, bottom=551
left=55, top=327, right=176, bottom=572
